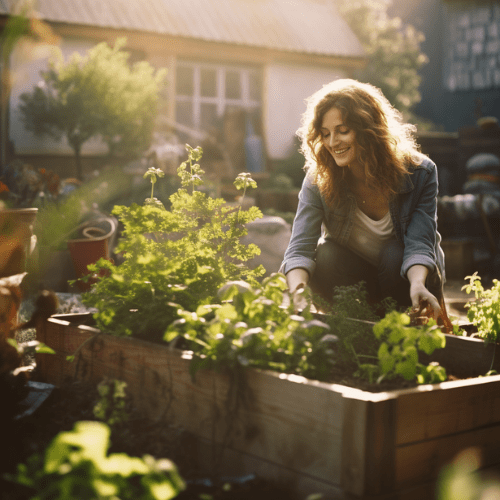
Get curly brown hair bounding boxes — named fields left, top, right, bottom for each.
left=297, top=79, right=423, bottom=207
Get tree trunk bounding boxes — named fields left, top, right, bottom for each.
left=74, top=144, right=83, bottom=181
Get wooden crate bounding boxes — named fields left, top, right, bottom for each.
left=36, top=314, right=500, bottom=500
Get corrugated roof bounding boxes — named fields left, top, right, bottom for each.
left=0, top=0, right=365, bottom=59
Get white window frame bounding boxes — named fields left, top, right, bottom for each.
left=175, top=61, right=261, bottom=131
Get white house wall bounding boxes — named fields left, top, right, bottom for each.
left=264, top=63, right=346, bottom=160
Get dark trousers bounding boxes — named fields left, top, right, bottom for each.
left=309, top=238, right=412, bottom=310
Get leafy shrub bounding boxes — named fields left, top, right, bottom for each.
left=7, top=421, right=185, bottom=500
left=82, top=145, right=264, bottom=341
left=165, top=274, right=336, bottom=382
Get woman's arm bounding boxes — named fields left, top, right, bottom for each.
left=401, top=160, right=448, bottom=321
left=280, top=175, right=324, bottom=277
left=401, top=159, right=440, bottom=277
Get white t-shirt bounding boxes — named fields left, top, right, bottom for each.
left=347, top=207, right=395, bottom=266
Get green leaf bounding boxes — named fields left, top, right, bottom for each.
left=215, top=303, right=238, bottom=321
left=395, top=358, right=417, bottom=381
left=35, top=343, right=56, bottom=354
left=7, top=338, right=20, bottom=351
left=378, top=343, right=394, bottom=374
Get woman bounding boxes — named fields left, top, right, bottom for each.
left=281, top=79, right=448, bottom=322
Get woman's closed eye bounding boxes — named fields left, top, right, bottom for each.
left=321, top=127, right=350, bottom=139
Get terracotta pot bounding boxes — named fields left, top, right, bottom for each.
left=0, top=208, right=38, bottom=278
left=67, top=216, right=117, bottom=292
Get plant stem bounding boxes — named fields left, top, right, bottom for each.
left=236, top=178, right=248, bottom=224
left=190, top=159, right=195, bottom=194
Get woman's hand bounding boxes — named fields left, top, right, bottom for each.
left=286, top=268, right=311, bottom=313
left=407, top=265, right=442, bottom=320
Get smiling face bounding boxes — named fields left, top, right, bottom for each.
left=320, top=107, right=359, bottom=171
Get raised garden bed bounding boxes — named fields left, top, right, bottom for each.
left=36, top=313, right=500, bottom=500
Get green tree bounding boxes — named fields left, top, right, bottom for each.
left=338, top=0, right=428, bottom=118
left=18, top=37, right=167, bottom=180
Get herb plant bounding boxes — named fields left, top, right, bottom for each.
left=319, top=282, right=447, bottom=385
left=319, top=282, right=392, bottom=363
left=463, top=272, right=500, bottom=343
left=93, top=378, right=129, bottom=428
left=165, top=274, right=336, bottom=382
left=357, top=311, right=447, bottom=384
left=81, top=145, right=264, bottom=341
left=8, top=421, right=185, bottom=500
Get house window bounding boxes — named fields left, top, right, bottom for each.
left=175, top=61, right=262, bottom=138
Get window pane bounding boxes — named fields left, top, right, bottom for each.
left=225, top=71, right=241, bottom=99
left=176, top=66, right=194, bottom=96
left=200, top=103, right=218, bottom=131
left=249, top=71, right=262, bottom=101
left=200, top=68, right=217, bottom=97
left=176, top=101, right=194, bottom=127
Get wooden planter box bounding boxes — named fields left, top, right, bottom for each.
left=36, top=314, right=500, bottom=500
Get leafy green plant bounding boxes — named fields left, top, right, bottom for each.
left=462, top=272, right=500, bottom=343
left=319, top=282, right=392, bottom=363
left=81, top=145, right=264, bottom=341
left=7, top=420, right=185, bottom=500
left=437, top=447, right=500, bottom=500
left=165, top=274, right=336, bottom=382
left=356, top=311, right=447, bottom=384
left=19, top=37, right=166, bottom=180
left=318, top=282, right=448, bottom=385
left=93, top=378, right=129, bottom=428
left=165, top=276, right=447, bottom=387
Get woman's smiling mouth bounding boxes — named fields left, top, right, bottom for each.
left=334, top=147, right=350, bottom=154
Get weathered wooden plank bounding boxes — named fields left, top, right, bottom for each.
left=341, top=397, right=369, bottom=496
left=195, top=436, right=348, bottom=500
left=240, top=370, right=345, bottom=482
left=395, top=423, right=500, bottom=489
left=395, top=375, right=500, bottom=445
left=424, top=333, right=500, bottom=378
left=365, top=398, right=397, bottom=495
left=341, top=397, right=397, bottom=497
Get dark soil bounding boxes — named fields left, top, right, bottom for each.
left=1, top=377, right=297, bottom=500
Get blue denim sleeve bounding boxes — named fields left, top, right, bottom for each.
left=280, top=175, right=324, bottom=276
left=400, top=159, right=440, bottom=278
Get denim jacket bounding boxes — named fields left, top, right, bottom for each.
left=281, top=156, right=445, bottom=282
